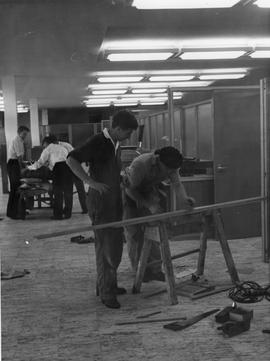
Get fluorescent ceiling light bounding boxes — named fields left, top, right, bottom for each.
left=85, top=104, right=110, bottom=108
left=132, top=0, right=240, bottom=9
left=131, top=81, right=212, bottom=88
left=92, top=90, right=127, bottom=95
left=254, top=0, right=270, bottom=8
left=107, top=52, right=174, bottom=61
left=140, top=102, right=165, bottom=105
left=103, top=38, right=270, bottom=51
left=89, top=80, right=212, bottom=91
left=200, top=67, right=248, bottom=74
left=199, top=73, right=246, bottom=80
left=132, top=88, right=167, bottom=93
left=149, top=75, right=194, bottom=82
left=114, top=102, right=138, bottom=106
left=97, top=76, right=143, bottom=83
left=249, top=50, right=270, bottom=58
left=180, top=50, right=246, bottom=60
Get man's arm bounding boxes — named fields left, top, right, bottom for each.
left=66, top=156, right=109, bottom=194
left=170, top=171, right=195, bottom=210
left=27, top=148, right=49, bottom=170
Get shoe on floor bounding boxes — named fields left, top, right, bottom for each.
left=102, top=298, right=121, bottom=309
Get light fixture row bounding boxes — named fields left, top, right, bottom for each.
left=130, top=0, right=270, bottom=9
left=105, top=49, right=270, bottom=62
left=96, top=73, right=247, bottom=83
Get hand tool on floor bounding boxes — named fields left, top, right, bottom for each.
left=163, top=308, right=220, bottom=331
left=115, top=316, right=186, bottom=326
left=262, top=329, right=270, bottom=334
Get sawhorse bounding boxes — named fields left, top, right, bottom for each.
left=132, top=209, right=240, bottom=305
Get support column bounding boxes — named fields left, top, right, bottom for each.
left=260, top=78, right=270, bottom=263
left=41, top=108, right=49, bottom=137
left=2, top=75, right=17, bottom=193
left=29, top=98, right=40, bottom=146
left=2, top=75, right=18, bottom=152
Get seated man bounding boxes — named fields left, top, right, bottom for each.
left=27, top=136, right=73, bottom=220
left=123, top=146, right=194, bottom=282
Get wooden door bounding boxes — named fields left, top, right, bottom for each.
left=213, top=91, right=261, bottom=239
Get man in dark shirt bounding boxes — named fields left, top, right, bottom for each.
left=67, top=110, right=138, bottom=309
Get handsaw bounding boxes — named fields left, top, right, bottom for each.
left=163, top=308, right=220, bottom=331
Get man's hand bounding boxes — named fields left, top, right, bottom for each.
left=89, top=181, right=110, bottom=195
left=183, top=197, right=195, bottom=210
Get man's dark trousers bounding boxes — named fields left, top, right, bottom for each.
left=6, top=159, right=23, bottom=219
left=87, top=187, right=123, bottom=302
left=52, top=161, right=73, bottom=218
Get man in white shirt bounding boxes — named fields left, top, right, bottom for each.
left=49, top=135, right=88, bottom=214
left=28, top=135, right=73, bottom=220
left=6, top=126, right=30, bottom=219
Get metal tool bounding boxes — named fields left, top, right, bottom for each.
left=163, top=308, right=220, bottom=331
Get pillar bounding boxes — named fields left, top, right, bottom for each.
left=29, top=98, right=40, bottom=146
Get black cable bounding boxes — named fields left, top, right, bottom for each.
left=228, top=281, right=270, bottom=303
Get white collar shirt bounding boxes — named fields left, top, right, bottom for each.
left=28, top=143, right=68, bottom=171
left=8, top=135, right=25, bottom=161
left=103, top=128, right=119, bottom=154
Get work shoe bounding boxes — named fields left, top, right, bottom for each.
left=102, top=298, right=121, bottom=309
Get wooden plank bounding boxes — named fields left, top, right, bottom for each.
left=35, top=196, right=264, bottom=239
left=159, top=223, right=178, bottom=305
left=132, top=236, right=153, bottom=294
left=213, top=210, right=240, bottom=284
left=196, top=215, right=210, bottom=276
left=147, top=248, right=200, bottom=268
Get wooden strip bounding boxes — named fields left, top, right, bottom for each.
left=132, top=237, right=153, bottom=294
left=35, top=196, right=264, bottom=239
left=159, top=223, right=178, bottom=305
left=115, top=316, right=186, bottom=326
left=136, top=311, right=162, bottom=319
left=196, top=215, right=210, bottom=276
left=213, top=210, right=240, bottom=284
left=190, top=285, right=232, bottom=300
left=147, top=248, right=200, bottom=268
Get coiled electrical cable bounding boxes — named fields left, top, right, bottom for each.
left=228, top=281, right=270, bottom=303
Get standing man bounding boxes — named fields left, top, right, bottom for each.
left=123, top=147, right=195, bottom=282
left=6, top=126, right=30, bottom=219
left=54, top=136, right=88, bottom=214
left=67, top=110, right=138, bottom=309
left=28, top=135, right=73, bottom=220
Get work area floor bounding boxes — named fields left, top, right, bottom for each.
left=1, top=193, right=270, bottom=361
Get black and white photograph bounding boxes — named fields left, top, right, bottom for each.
left=0, top=0, right=270, bottom=360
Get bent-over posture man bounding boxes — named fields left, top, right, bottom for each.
left=6, top=126, right=30, bottom=219
left=28, top=135, right=73, bottom=219
left=66, top=110, right=138, bottom=309
left=124, top=147, right=195, bottom=282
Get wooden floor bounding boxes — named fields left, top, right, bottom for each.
left=1, top=193, right=270, bottom=361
